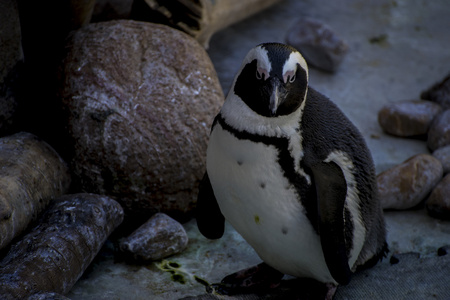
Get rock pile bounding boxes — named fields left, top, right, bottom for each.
left=378, top=73, right=450, bottom=219
left=0, top=0, right=264, bottom=296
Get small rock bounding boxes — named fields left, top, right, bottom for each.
left=427, top=110, right=450, bottom=151
left=285, top=17, right=349, bottom=72
left=377, top=154, right=443, bottom=210
left=421, top=73, right=450, bottom=109
left=378, top=100, right=442, bottom=137
left=426, top=174, right=450, bottom=220
left=432, top=145, right=450, bottom=174
left=120, top=213, right=188, bottom=261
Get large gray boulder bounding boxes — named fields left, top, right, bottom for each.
left=59, top=20, right=224, bottom=220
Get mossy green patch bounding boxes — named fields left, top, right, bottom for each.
left=156, top=260, right=211, bottom=287
left=254, top=214, right=260, bottom=224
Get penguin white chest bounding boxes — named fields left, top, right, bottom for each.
left=206, top=124, right=335, bottom=283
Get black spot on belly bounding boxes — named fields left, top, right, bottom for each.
left=260, top=182, right=266, bottom=189
left=237, top=160, right=243, bottom=166
left=281, top=227, right=288, bottom=235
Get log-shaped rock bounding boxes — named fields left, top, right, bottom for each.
left=0, top=132, right=71, bottom=250
left=0, top=193, right=124, bottom=299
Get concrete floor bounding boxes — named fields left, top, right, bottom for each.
left=67, top=0, right=450, bottom=299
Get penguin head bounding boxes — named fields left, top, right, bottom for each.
left=231, top=43, right=309, bottom=118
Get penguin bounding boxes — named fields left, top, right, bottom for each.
left=196, top=42, right=387, bottom=297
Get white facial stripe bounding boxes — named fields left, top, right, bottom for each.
left=283, top=52, right=308, bottom=82
left=230, top=46, right=272, bottom=89
left=243, top=46, right=271, bottom=74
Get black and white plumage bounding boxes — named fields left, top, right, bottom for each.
left=197, top=43, right=387, bottom=289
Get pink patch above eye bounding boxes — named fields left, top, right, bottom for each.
left=257, top=67, right=269, bottom=80
left=283, top=70, right=296, bottom=83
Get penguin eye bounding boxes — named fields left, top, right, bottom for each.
left=283, top=70, right=296, bottom=84
left=288, top=74, right=296, bottom=83
left=256, top=69, right=263, bottom=80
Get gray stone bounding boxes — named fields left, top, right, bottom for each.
left=120, top=213, right=188, bottom=261
left=427, top=110, right=450, bottom=151
left=432, top=145, right=450, bottom=174
left=285, top=17, right=349, bottom=72
left=377, top=154, right=443, bottom=210
left=378, top=100, right=442, bottom=137
left=60, top=20, right=224, bottom=221
left=421, top=73, right=450, bottom=109
left=426, top=174, right=450, bottom=220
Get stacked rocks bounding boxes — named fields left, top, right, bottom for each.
left=378, top=74, right=450, bottom=219
left=1, top=0, right=241, bottom=296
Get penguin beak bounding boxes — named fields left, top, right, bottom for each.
left=269, top=78, right=285, bottom=116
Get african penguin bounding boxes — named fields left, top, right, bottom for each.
left=197, top=42, right=387, bottom=293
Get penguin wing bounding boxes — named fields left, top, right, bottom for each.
left=196, top=172, right=225, bottom=239
left=311, top=161, right=352, bottom=285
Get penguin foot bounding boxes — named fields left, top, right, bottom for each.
left=207, top=262, right=284, bottom=295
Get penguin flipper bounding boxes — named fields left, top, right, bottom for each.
left=311, top=161, right=352, bottom=285
left=196, top=172, right=225, bottom=239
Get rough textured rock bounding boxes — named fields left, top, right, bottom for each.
left=60, top=20, right=223, bottom=221
left=421, top=73, right=450, bottom=109
left=378, top=100, right=442, bottom=137
left=426, top=174, right=450, bottom=220
left=0, top=193, right=124, bottom=299
left=377, top=154, right=443, bottom=210
left=432, top=145, right=450, bottom=174
left=120, top=213, right=188, bottom=261
left=427, top=110, right=450, bottom=151
left=132, top=0, right=281, bottom=48
left=0, top=0, right=23, bottom=136
left=0, top=132, right=71, bottom=250
left=285, top=17, right=349, bottom=72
